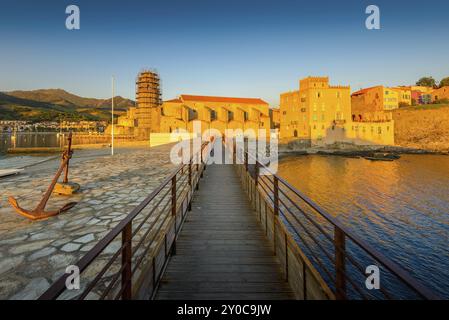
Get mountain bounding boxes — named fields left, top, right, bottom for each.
left=6, top=89, right=134, bottom=109
left=0, top=89, right=135, bottom=122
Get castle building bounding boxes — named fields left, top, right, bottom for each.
left=111, top=71, right=271, bottom=140
left=280, top=77, right=352, bottom=140
left=158, top=95, right=271, bottom=137
left=280, top=77, right=394, bottom=146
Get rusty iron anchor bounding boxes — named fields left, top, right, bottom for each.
left=8, top=132, right=78, bottom=220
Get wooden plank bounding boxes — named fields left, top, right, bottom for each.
left=156, top=281, right=292, bottom=293
left=155, top=164, right=294, bottom=300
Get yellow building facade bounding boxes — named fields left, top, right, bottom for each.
left=408, top=86, right=434, bottom=94
left=351, top=86, right=398, bottom=121
left=113, top=94, right=271, bottom=139
left=270, top=108, right=280, bottom=129
left=157, top=95, right=271, bottom=138
left=280, top=77, right=395, bottom=146
left=391, top=87, right=412, bottom=106
left=431, top=86, right=449, bottom=102
left=117, top=107, right=138, bottom=127
left=280, top=77, right=352, bottom=140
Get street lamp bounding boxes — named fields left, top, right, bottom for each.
left=111, top=76, right=115, bottom=156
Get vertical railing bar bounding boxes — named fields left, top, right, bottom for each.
left=121, top=222, right=132, bottom=300
left=152, top=257, right=156, bottom=292
left=335, top=226, right=347, bottom=300
left=273, top=176, right=279, bottom=255
left=285, top=232, right=288, bottom=282
left=303, top=261, right=307, bottom=300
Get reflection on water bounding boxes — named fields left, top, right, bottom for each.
left=0, top=132, right=111, bottom=158
left=278, top=154, right=449, bottom=298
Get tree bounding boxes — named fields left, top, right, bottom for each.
left=439, top=77, right=449, bottom=88
left=416, top=77, right=436, bottom=88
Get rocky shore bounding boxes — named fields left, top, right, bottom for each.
left=279, top=142, right=448, bottom=160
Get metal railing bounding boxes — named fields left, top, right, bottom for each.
left=232, top=140, right=439, bottom=300
left=39, top=140, right=211, bottom=300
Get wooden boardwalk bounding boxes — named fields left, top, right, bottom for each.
left=155, top=164, right=294, bottom=300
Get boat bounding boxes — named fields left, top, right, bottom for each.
left=364, top=153, right=401, bottom=161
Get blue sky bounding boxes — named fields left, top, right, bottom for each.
left=1, top=0, right=449, bottom=106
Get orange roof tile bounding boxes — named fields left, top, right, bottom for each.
left=351, top=86, right=383, bottom=96
left=180, top=94, right=268, bottom=105
left=164, top=98, right=182, bottom=103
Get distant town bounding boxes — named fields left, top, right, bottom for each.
left=0, top=120, right=107, bottom=133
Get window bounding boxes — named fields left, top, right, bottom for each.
left=317, top=92, right=321, bottom=98
left=337, top=92, right=341, bottom=98
left=188, top=109, right=198, bottom=121
left=228, top=111, right=234, bottom=121
left=313, top=114, right=317, bottom=121
left=210, top=110, right=217, bottom=121
left=244, top=112, right=249, bottom=121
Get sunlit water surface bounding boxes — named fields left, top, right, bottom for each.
left=278, top=154, right=449, bottom=299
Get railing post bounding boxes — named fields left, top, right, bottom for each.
left=334, top=227, right=347, bottom=300
left=121, top=222, right=132, bottom=300
left=200, top=146, right=204, bottom=178
left=171, top=174, right=178, bottom=256
left=171, top=175, right=177, bottom=217
left=188, top=159, right=192, bottom=211
left=188, top=159, right=192, bottom=188
left=273, top=176, right=279, bottom=216
left=273, top=176, right=279, bottom=256
left=196, top=151, right=200, bottom=190
left=196, top=151, right=200, bottom=173
left=244, top=152, right=248, bottom=172
left=284, top=232, right=288, bottom=282
left=254, top=162, right=259, bottom=209
left=255, top=162, right=259, bottom=186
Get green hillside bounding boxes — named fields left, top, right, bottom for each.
left=0, top=89, right=134, bottom=122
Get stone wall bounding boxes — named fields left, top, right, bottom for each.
left=392, top=106, right=449, bottom=152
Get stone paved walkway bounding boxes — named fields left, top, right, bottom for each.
left=0, top=144, right=176, bottom=299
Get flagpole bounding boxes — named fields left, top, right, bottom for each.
left=111, top=76, right=115, bottom=156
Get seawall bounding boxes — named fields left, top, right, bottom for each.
left=392, top=106, right=449, bottom=152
